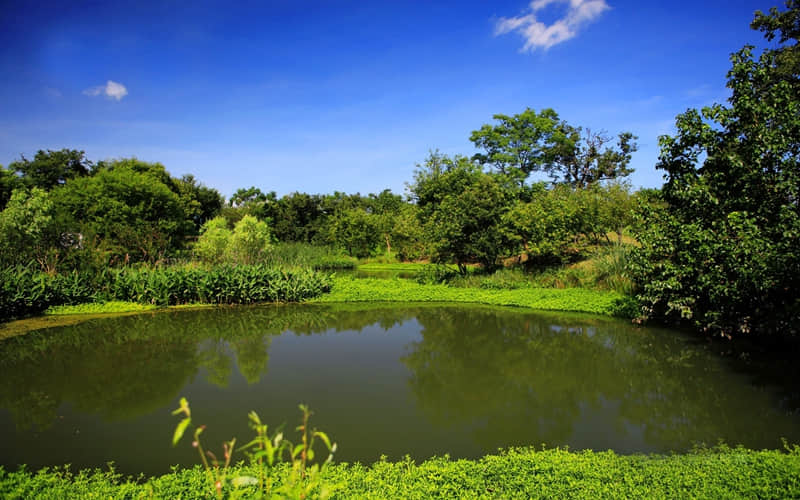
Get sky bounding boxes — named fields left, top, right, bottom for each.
left=0, top=0, right=779, bottom=198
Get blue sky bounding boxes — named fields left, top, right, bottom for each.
left=0, top=0, right=776, bottom=198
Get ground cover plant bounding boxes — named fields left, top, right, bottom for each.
left=313, top=276, right=638, bottom=318
left=45, top=301, right=157, bottom=315
left=1, top=445, right=797, bottom=499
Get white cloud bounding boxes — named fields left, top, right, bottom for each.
left=83, top=80, right=128, bottom=101
left=495, top=0, right=610, bottom=51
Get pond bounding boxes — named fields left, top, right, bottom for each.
left=0, top=303, right=798, bottom=476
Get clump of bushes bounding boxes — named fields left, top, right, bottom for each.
left=193, top=215, right=273, bottom=266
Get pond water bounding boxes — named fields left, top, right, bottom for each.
left=0, top=303, right=798, bottom=476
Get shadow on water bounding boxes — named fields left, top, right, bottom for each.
left=0, top=303, right=798, bottom=475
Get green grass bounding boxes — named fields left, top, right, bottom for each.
left=357, top=262, right=434, bottom=272
left=265, top=242, right=357, bottom=270
left=1, top=445, right=797, bottom=499
left=313, top=276, right=638, bottom=318
left=45, top=301, right=157, bottom=316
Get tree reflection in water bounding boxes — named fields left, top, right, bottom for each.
left=0, top=303, right=797, bottom=469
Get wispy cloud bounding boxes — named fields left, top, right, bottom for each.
left=83, top=80, right=128, bottom=101
left=495, top=0, right=610, bottom=51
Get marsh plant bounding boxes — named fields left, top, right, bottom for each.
left=172, top=398, right=337, bottom=499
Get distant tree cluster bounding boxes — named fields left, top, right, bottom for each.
left=0, top=103, right=643, bottom=275
left=0, top=153, right=223, bottom=271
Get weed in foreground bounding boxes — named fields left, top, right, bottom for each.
left=172, top=397, right=337, bottom=499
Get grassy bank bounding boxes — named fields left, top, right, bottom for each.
left=313, top=276, right=638, bottom=318
left=1, top=446, right=797, bottom=499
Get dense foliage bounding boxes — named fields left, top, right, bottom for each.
left=0, top=265, right=331, bottom=320
left=0, top=156, right=223, bottom=270
left=0, top=445, right=797, bottom=499
left=470, top=107, right=638, bottom=187
left=632, top=2, right=800, bottom=338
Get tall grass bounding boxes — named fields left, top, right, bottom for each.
left=263, top=243, right=357, bottom=270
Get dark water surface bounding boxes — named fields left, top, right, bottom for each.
left=1, top=303, right=798, bottom=476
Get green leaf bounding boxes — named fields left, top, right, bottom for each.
left=172, top=417, right=191, bottom=446
left=314, top=431, right=333, bottom=451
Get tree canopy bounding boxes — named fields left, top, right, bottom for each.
left=470, top=108, right=637, bottom=188
left=632, top=1, right=800, bottom=338
left=7, top=149, right=91, bottom=191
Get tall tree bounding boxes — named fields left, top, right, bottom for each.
left=470, top=108, right=637, bottom=188
left=0, top=188, right=59, bottom=271
left=54, top=165, right=188, bottom=263
left=0, top=165, right=22, bottom=210
left=632, top=2, right=800, bottom=338
left=751, top=0, right=800, bottom=82
left=176, top=174, right=224, bottom=231
left=8, top=149, right=91, bottom=191
left=409, top=153, right=511, bottom=273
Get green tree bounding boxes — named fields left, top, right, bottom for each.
left=390, top=203, right=427, bottom=261
left=501, top=185, right=578, bottom=265
left=175, top=174, right=224, bottom=232
left=410, top=153, right=511, bottom=273
left=0, top=165, right=22, bottom=210
left=268, top=192, right=326, bottom=243
left=327, top=208, right=381, bottom=258
left=229, top=186, right=269, bottom=208
left=0, top=188, right=60, bottom=271
left=8, top=149, right=91, bottom=191
left=632, top=3, right=800, bottom=338
left=752, top=0, right=800, bottom=81
left=366, top=189, right=404, bottom=256
left=470, top=108, right=637, bottom=188
left=228, top=215, right=273, bottom=265
left=54, top=165, right=188, bottom=263
left=193, top=216, right=233, bottom=265
left=598, top=181, right=636, bottom=244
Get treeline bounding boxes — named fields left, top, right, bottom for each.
left=0, top=105, right=645, bottom=273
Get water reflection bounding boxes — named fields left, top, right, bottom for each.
left=0, top=304, right=797, bottom=475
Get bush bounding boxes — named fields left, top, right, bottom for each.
left=415, top=264, right=459, bottom=285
